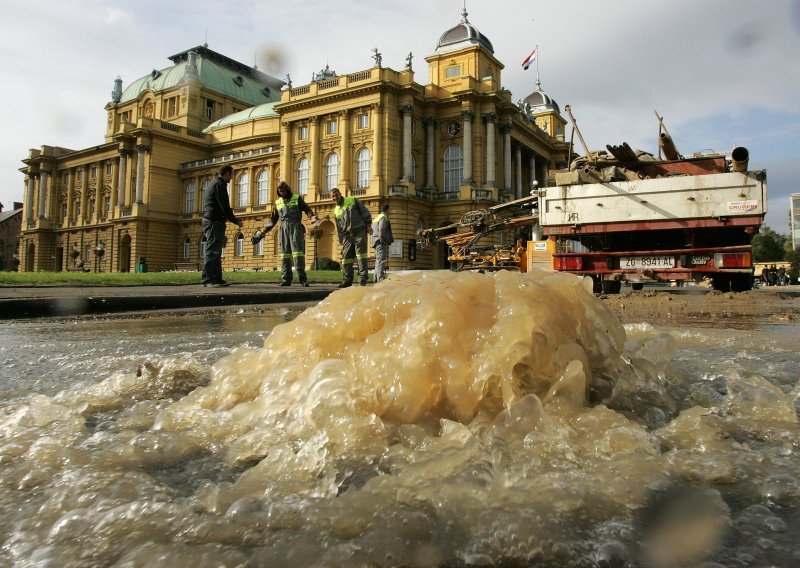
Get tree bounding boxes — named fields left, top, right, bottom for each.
left=751, top=226, right=787, bottom=262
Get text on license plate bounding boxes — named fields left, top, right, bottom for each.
left=621, top=256, right=675, bottom=269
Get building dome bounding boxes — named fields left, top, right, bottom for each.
left=523, top=84, right=560, bottom=114
left=435, top=8, right=494, bottom=55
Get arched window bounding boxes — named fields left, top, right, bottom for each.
left=201, top=178, right=211, bottom=196
left=199, top=236, right=207, bottom=259
left=297, top=157, right=310, bottom=195
left=183, top=237, right=191, bottom=259
left=356, top=147, right=371, bottom=189
left=85, top=244, right=92, bottom=263
left=443, top=144, right=463, bottom=193
left=256, top=170, right=270, bottom=205
left=184, top=181, right=196, bottom=214
left=237, top=173, right=250, bottom=207
left=325, top=153, right=339, bottom=191
left=253, top=236, right=263, bottom=256
left=235, top=233, right=244, bottom=256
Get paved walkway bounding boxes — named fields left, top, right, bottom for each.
left=0, top=283, right=341, bottom=319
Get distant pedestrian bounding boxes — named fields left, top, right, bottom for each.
left=251, top=181, right=318, bottom=287
left=330, top=187, right=372, bottom=288
left=761, top=265, right=771, bottom=286
left=770, top=264, right=779, bottom=287
left=778, top=265, right=787, bottom=286
left=371, top=203, right=394, bottom=282
left=201, top=165, right=242, bottom=287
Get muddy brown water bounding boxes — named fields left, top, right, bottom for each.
left=0, top=274, right=797, bottom=567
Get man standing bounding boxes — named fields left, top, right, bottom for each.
left=201, top=165, right=242, bottom=287
left=251, top=181, right=318, bottom=286
left=371, top=203, right=394, bottom=282
left=330, top=187, right=372, bottom=287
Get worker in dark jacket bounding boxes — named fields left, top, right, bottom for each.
left=251, top=181, right=318, bottom=286
left=371, top=203, right=394, bottom=282
left=330, top=187, right=372, bottom=287
left=201, top=165, right=242, bottom=287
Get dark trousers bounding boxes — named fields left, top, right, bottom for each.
left=202, top=219, right=227, bottom=284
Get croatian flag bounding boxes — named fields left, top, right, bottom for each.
left=522, top=48, right=537, bottom=70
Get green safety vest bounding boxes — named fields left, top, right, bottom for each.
left=276, top=194, right=300, bottom=221
left=334, top=196, right=357, bottom=218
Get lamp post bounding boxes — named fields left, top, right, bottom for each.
left=309, top=225, right=323, bottom=270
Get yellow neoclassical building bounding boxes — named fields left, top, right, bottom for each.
left=19, top=9, right=568, bottom=273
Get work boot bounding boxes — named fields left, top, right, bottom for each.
left=337, top=281, right=352, bottom=289
left=280, top=281, right=291, bottom=286
left=360, top=280, right=367, bottom=286
left=300, top=281, right=309, bottom=287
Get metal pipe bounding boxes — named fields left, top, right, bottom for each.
left=659, top=132, right=680, bottom=160
left=731, top=147, right=749, bottom=172
left=564, top=105, right=593, bottom=165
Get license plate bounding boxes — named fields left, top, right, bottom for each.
left=620, top=256, right=675, bottom=269
left=690, top=255, right=711, bottom=265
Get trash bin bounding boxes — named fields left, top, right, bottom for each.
left=137, top=257, right=148, bottom=273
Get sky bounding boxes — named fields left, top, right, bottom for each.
left=2, top=0, right=798, bottom=232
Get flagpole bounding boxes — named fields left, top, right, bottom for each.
left=535, top=45, right=541, bottom=88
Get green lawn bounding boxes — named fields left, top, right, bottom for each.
left=0, top=270, right=343, bottom=287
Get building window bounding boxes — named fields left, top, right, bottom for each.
left=235, top=233, right=244, bottom=257
left=61, top=201, right=67, bottom=221
left=85, top=244, right=92, bottom=263
left=325, top=153, right=339, bottom=191
left=201, top=178, right=211, bottom=198
left=411, top=154, right=417, bottom=182
left=185, top=181, right=196, bottom=214
left=91, top=166, right=98, bottom=179
left=256, top=170, right=270, bottom=205
left=205, top=99, right=215, bottom=120
left=105, top=162, right=113, bottom=176
left=89, top=198, right=96, bottom=217
left=443, top=144, right=463, bottom=193
left=445, top=65, right=461, bottom=78
left=120, top=110, right=132, bottom=123
left=183, top=237, right=191, bottom=259
left=358, top=114, right=369, bottom=129
left=327, top=120, right=337, bottom=135
left=297, top=157, right=310, bottom=195
left=237, top=173, right=250, bottom=207
left=104, top=195, right=111, bottom=215
left=163, top=95, right=179, bottom=118
left=75, top=200, right=81, bottom=219
left=298, top=125, right=308, bottom=140
left=254, top=238, right=263, bottom=256
left=356, top=147, right=371, bottom=189
left=76, top=170, right=83, bottom=183
left=200, top=236, right=207, bottom=258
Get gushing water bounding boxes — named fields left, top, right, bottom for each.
left=0, top=271, right=798, bottom=567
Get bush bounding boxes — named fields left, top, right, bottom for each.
left=314, top=257, right=340, bottom=271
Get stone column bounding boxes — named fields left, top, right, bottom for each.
left=66, top=169, right=75, bottom=223
left=80, top=165, right=89, bottom=220
left=424, top=117, right=435, bottom=188
left=310, top=115, right=320, bottom=195
left=135, top=145, right=149, bottom=204
left=339, top=110, right=351, bottom=190
left=401, top=105, right=414, bottom=181
left=280, top=121, right=292, bottom=184
left=371, top=103, right=383, bottom=184
left=529, top=154, right=537, bottom=193
left=501, top=123, right=512, bottom=194
left=94, top=164, right=103, bottom=220
left=38, top=169, right=49, bottom=219
left=110, top=160, right=118, bottom=210
left=462, top=110, right=474, bottom=184
left=515, top=145, right=523, bottom=200
left=483, top=113, right=497, bottom=187
left=117, top=150, right=128, bottom=208
left=26, top=174, right=36, bottom=222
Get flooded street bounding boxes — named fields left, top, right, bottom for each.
left=0, top=273, right=798, bottom=567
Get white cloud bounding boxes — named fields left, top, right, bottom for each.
left=2, top=0, right=798, bottom=231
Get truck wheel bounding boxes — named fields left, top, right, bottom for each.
left=711, top=276, right=731, bottom=291
left=631, top=283, right=644, bottom=291
left=601, top=280, right=622, bottom=294
left=730, top=274, right=754, bottom=292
